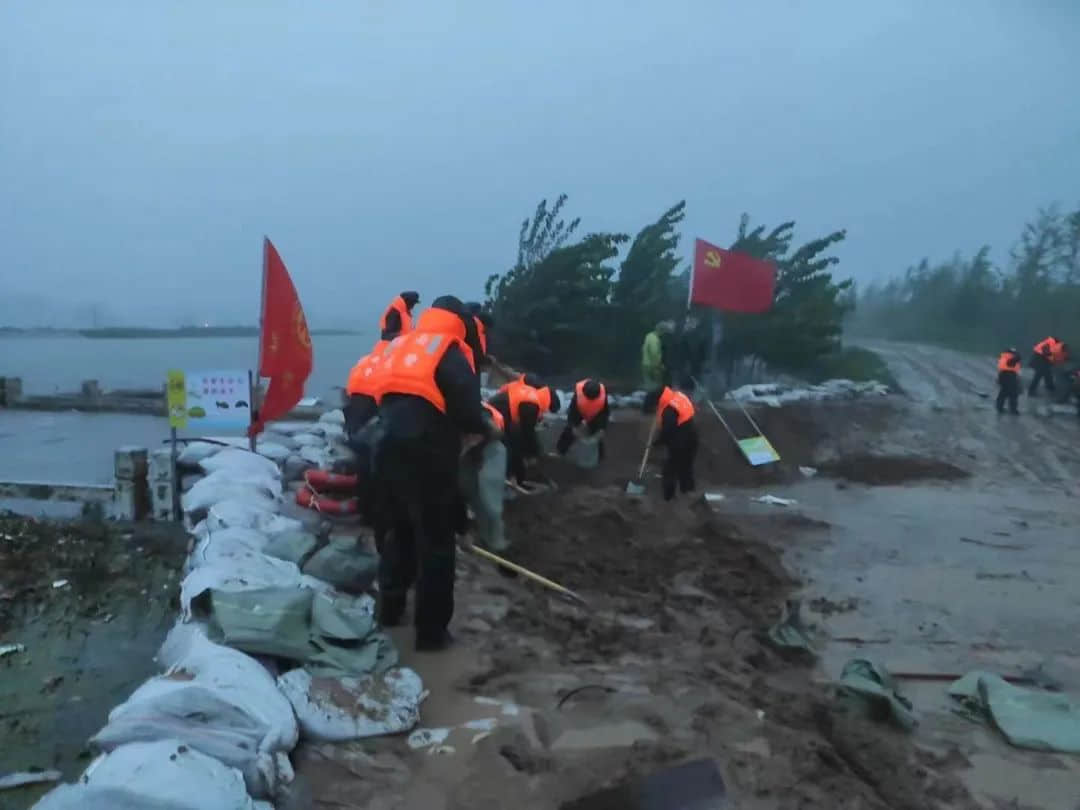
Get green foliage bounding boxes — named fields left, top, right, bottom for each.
left=718, top=215, right=852, bottom=377
left=612, top=201, right=686, bottom=342
left=811, top=347, right=898, bottom=389
left=853, top=204, right=1080, bottom=353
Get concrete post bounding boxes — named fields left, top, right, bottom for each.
left=0, top=377, right=23, bottom=406
left=148, top=448, right=176, bottom=522
left=112, top=446, right=149, bottom=520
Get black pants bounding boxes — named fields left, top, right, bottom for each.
left=1028, top=356, right=1055, bottom=395
left=661, top=424, right=698, bottom=501
left=556, top=421, right=605, bottom=460
left=374, top=436, right=458, bottom=644
left=996, top=372, right=1019, bottom=414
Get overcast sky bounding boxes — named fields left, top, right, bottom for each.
left=2, top=1, right=1078, bottom=328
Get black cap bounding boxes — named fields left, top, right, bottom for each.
left=582, top=380, right=602, bottom=399
left=400, top=291, right=420, bottom=309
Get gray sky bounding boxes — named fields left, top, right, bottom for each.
left=2, top=0, right=1078, bottom=328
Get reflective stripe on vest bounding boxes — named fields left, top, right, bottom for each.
left=575, top=379, right=607, bottom=423
left=374, top=331, right=460, bottom=411
left=997, top=352, right=1020, bottom=373
left=656, top=387, right=694, bottom=426
left=483, top=401, right=504, bottom=432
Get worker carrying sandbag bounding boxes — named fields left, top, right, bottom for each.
left=996, top=348, right=1022, bottom=415
left=653, top=386, right=698, bottom=502
left=489, top=374, right=560, bottom=486
left=379, top=291, right=420, bottom=340
left=459, top=404, right=509, bottom=553
left=1028, top=336, right=1067, bottom=396
left=371, top=295, right=493, bottom=651
left=556, top=378, right=610, bottom=461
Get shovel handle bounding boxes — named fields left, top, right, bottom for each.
left=638, top=418, right=658, bottom=479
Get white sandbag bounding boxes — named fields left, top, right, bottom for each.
left=320, top=423, right=346, bottom=443
left=319, top=409, right=346, bottom=426
left=199, top=448, right=281, bottom=480
left=181, top=470, right=281, bottom=515
left=91, top=627, right=298, bottom=798
left=283, top=454, right=314, bottom=481
left=254, top=441, right=291, bottom=463
left=298, top=445, right=334, bottom=470
left=177, top=442, right=223, bottom=467
left=198, top=500, right=302, bottom=537
left=180, top=474, right=204, bottom=493
left=186, top=528, right=270, bottom=573
left=33, top=740, right=261, bottom=810
left=292, top=433, right=325, bottom=448
left=266, top=421, right=323, bottom=437
left=260, top=432, right=298, bottom=450
left=277, top=667, right=424, bottom=742
left=179, top=552, right=323, bottom=619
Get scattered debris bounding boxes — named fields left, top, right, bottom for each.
left=407, top=727, right=451, bottom=750
left=949, top=671, right=1080, bottom=753
left=0, top=769, right=62, bottom=791
left=959, top=536, right=1029, bottom=551
left=0, top=642, right=25, bottom=658
left=762, top=599, right=815, bottom=654
left=754, top=494, right=798, bottom=507
left=799, top=466, right=818, bottom=478
left=838, top=658, right=917, bottom=730
left=51, top=579, right=69, bottom=589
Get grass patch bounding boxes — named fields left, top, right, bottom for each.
left=809, top=347, right=899, bottom=390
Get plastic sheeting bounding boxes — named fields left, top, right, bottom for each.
left=33, top=740, right=271, bottom=810
left=277, top=667, right=424, bottom=742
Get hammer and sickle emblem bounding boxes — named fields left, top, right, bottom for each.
left=704, top=250, right=722, bottom=268
left=294, top=304, right=311, bottom=349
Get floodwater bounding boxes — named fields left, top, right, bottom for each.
left=0, top=332, right=376, bottom=401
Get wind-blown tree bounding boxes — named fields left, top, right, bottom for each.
left=612, top=201, right=687, bottom=345
left=717, top=216, right=851, bottom=377
left=485, top=195, right=627, bottom=374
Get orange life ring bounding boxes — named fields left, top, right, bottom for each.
left=303, top=469, right=359, bottom=491
left=296, top=486, right=359, bottom=514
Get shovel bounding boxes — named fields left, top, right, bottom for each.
left=625, top=417, right=657, bottom=495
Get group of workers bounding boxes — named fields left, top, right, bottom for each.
left=343, top=291, right=700, bottom=652
left=996, top=336, right=1077, bottom=415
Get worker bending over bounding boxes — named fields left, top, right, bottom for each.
left=653, top=385, right=698, bottom=501
left=372, top=295, right=491, bottom=651
left=489, top=374, right=559, bottom=485
left=556, top=378, right=609, bottom=460
left=996, top=348, right=1021, bottom=415
left=344, top=339, right=388, bottom=439
left=379, top=291, right=420, bottom=340
left=1028, top=336, right=1067, bottom=396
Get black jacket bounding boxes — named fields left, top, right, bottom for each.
left=488, top=391, right=542, bottom=483
left=655, top=405, right=695, bottom=447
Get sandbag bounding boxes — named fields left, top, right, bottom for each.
left=299, top=445, right=334, bottom=470
left=91, top=627, right=298, bottom=798
left=283, top=454, right=315, bottom=481
left=33, top=740, right=267, bottom=810
left=181, top=470, right=281, bottom=516
left=197, top=500, right=303, bottom=537
left=320, top=423, right=346, bottom=443
left=292, top=433, right=325, bottom=448
left=277, top=667, right=424, bottom=742
left=210, top=587, right=315, bottom=661
left=180, top=551, right=323, bottom=619
left=187, top=528, right=271, bottom=572
left=199, top=448, right=281, bottom=480
left=260, top=431, right=298, bottom=450
left=319, top=409, right=346, bottom=426
left=302, top=539, right=377, bottom=592
left=263, top=530, right=318, bottom=566
left=177, top=441, right=223, bottom=467
left=254, top=441, right=291, bottom=463
left=460, top=439, right=508, bottom=552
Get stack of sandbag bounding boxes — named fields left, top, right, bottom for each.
left=34, top=437, right=424, bottom=810
left=262, top=410, right=355, bottom=485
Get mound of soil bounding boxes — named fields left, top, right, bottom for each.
left=819, top=454, right=971, bottom=485
left=540, top=401, right=894, bottom=490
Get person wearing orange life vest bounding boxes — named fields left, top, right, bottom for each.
left=1028, top=336, right=1061, bottom=396
left=344, top=339, right=389, bottom=438
left=995, top=348, right=1022, bottom=415
left=371, top=295, right=491, bottom=651
left=653, top=386, right=698, bottom=501
left=379, top=291, right=420, bottom=340
left=556, top=378, right=610, bottom=460
left=465, top=302, right=494, bottom=369
left=488, top=374, right=560, bottom=485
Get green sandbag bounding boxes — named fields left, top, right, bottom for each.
left=949, top=671, right=1080, bottom=753
left=263, top=530, right=319, bottom=566
left=210, top=586, right=314, bottom=660
left=460, top=439, right=508, bottom=552
left=838, top=658, right=917, bottom=730
left=302, top=539, right=378, bottom=592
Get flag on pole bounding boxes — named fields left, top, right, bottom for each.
left=250, top=238, right=312, bottom=437
left=689, top=238, right=776, bottom=314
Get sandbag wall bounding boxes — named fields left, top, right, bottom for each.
left=33, top=409, right=424, bottom=810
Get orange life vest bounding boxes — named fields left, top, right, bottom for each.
left=1050, top=342, right=1068, bottom=366
left=374, top=308, right=473, bottom=411
left=473, top=316, right=488, bottom=355
left=379, top=296, right=413, bottom=335
left=502, top=379, right=542, bottom=425
left=482, top=401, right=505, bottom=432
left=656, top=387, right=694, bottom=426
left=345, top=340, right=390, bottom=396
left=997, top=352, right=1020, bottom=373
left=1034, top=337, right=1056, bottom=358
left=575, top=379, right=607, bottom=423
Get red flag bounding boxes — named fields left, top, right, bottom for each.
left=690, top=238, right=776, bottom=314
left=250, top=238, right=312, bottom=436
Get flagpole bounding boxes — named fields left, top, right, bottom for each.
left=250, top=238, right=269, bottom=450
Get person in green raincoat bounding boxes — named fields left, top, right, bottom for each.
left=641, top=321, right=670, bottom=392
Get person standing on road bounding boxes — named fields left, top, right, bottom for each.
left=556, top=378, right=610, bottom=460
left=653, top=385, right=698, bottom=501
left=641, top=322, right=667, bottom=394
left=371, top=295, right=492, bottom=651
left=1028, top=336, right=1060, bottom=396
left=996, top=348, right=1021, bottom=415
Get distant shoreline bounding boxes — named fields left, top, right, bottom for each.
left=0, top=326, right=361, bottom=339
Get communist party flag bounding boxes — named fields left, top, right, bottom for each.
left=250, top=238, right=313, bottom=436
left=689, top=238, right=776, bottom=314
